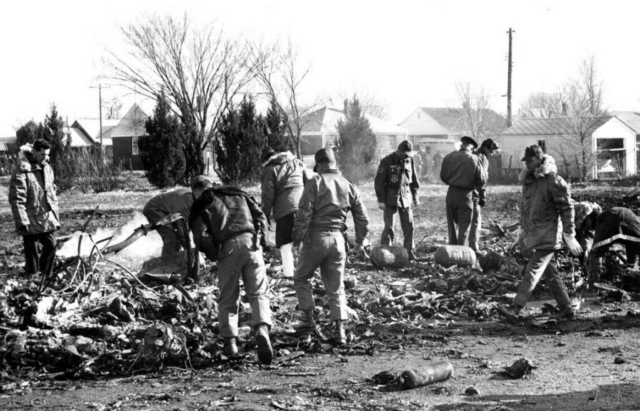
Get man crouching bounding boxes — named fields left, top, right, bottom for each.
left=189, top=176, right=273, bottom=364
left=498, top=145, right=582, bottom=320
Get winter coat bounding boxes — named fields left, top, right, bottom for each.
left=293, top=169, right=369, bottom=246
left=519, top=155, right=575, bottom=251
left=573, top=201, right=601, bottom=254
left=8, top=145, right=60, bottom=235
left=472, top=149, right=490, bottom=201
left=440, top=148, right=486, bottom=192
left=592, top=207, right=640, bottom=251
left=260, top=151, right=305, bottom=221
left=374, top=152, right=419, bottom=208
left=143, top=188, right=194, bottom=222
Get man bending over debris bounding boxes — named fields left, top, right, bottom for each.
left=498, top=145, right=582, bottom=320
left=469, top=138, right=499, bottom=253
left=9, top=139, right=60, bottom=277
left=588, top=207, right=640, bottom=286
left=573, top=201, right=602, bottom=261
left=292, top=147, right=370, bottom=345
left=260, top=147, right=306, bottom=277
left=143, top=188, right=194, bottom=256
left=440, top=136, right=486, bottom=249
left=189, top=176, right=273, bottom=364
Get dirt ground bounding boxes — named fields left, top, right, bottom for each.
left=2, top=179, right=640, bottom=410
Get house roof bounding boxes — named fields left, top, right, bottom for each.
left=613, top=112, right=640, bottom=134
left=71, top=119, right=119, bottom=146
left=501, top=116, right=611, bottom=136
left=298, top=106, right=407, bottom=135
left=109, top=104, right=149, bottom=138
left=400, top=107, right=506, bottom=136
left=67, top=127, right=95, bottom=147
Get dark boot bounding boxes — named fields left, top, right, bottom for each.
left=334, top=320, right=346, bottom=345
left=255, top=324, right=273, bottom=365
left=293, top=309, right=316, bottom=331
left=223, top=337, right=238, bottom=357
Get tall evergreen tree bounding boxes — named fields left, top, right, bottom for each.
left=42, top=104, right=73, bottom=179
left=139, top=91, right=187, bottom=188
left=336, top=96, right=377, bottom=183
left=16, top=120, right=44, bottom=147
left=265, top=97, right=293, bottom=153
left=214, top=97, right=266, bottom=186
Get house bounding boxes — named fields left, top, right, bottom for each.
left=399, top=107, right=505, bottom=156
left=69, top=118, right=120, bottom=157
left=296, top=106, right=408, bottom=167
left=497, top=113, right=640, bottom=179
left=108, top=104, right=149, bottom=170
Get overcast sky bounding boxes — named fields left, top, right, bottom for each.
left=2, top=0, right=639, bottom=136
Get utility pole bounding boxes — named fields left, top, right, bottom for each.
left=89, top=83, right=110, bottom=162
left=506, top=28, right=514, bottom=127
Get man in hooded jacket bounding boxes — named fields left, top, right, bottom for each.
left=260, top=147, right=307, bottom=277
left=498, top=145, right=582, bottom=320
left=469, top=138, right=499, bottom=252
left=9, top=139, right=60, bottom=276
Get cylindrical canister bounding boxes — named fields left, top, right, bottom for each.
left=370, top=245, right=409, bottom=268
left=400, top=361, right=454, bottom=389
left=434, top=245, right=476, bottom=268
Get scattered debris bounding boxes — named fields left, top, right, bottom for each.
left=502, top=357, right=535, bottom=379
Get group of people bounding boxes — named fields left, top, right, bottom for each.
left=10, top=137, right=640, bottom=364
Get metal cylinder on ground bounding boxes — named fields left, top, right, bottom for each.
left=400, top=361, right=454, bottom=389
left=370, top=245, right=409, bottom=268
left=434, top=245, right=476, bottom=268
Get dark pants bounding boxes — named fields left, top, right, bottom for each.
left=446, top=186, right=474, bottom=247
left=514, top=249, right=571, bottom=308
left=23, top=232, right=57, bottom=275
left=469, top=201, right=482, bottom=251
left=144, top=209, right=186, bottom=256
left=380, top=205, right=414, bottom=250
left=588, top=241, right=640, bottom=284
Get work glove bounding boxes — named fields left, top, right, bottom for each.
left=413, top=197, right=420, bottom=207
left=563, top=234, right=583, bottom=257
left=355, top=239, right=370, bottom=260
left=292, top=243, right=301, bottom=260
left=478, top=199, right=486, bottom=207
left=259, top=234, right=271, bottom=252
left=378, top=202, right=386, bottom=211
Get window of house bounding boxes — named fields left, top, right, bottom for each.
left=132, top=136, right=139, bottom=155
left=537, top=140, right=546, bottom=153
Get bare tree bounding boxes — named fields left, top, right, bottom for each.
left=559, top=56, right=607, bottom=181
left=324, top=88, right=389, bottom=120
left=454, top=81, right=506, bottom=141
left=103, top=13, right=255, bottom=178
left=517, top=92, right=564, bottom=119
left=103, top=97, right=123, bottom=120
left=251, top=38, right=320, bottom=158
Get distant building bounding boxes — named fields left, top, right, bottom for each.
left=498, top=112, right=640, bottom=179
left=399, top=107, right=505, bottom=155
left=108, top=104, right=149, bottom=170
left=295, top=106, right=408, bottom=168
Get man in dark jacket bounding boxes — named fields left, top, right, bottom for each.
left=260, top=147, right=306, bottom=277
left=588, top=207, right=640, bottom=285
left=469, top=138, right=499, bottom=252
left=9, top=140, right=60, bottom=276
left=498, top=146, right=582, bottom=320
left=440, top=136, right=486, bottom=248
left=293, top=147, right=369, bottom=345
left=374, top=140, right=420, bottom=260
left=189, top=176, right=273, bottom=364
left=143, top=188, right=194, bottom=256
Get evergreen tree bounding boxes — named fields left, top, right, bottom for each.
left=42, top=104, right=73, bottom=180
left=139, top=91, right=187, bottom=188
left=214, top=97, right=266, bottom=186
left=16, top=120, right=44, bottom=147
left=336, top=96, right=377, bottom=183
left=265, top=97, right=293, bottom=153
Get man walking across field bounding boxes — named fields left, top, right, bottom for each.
left=498, top=145, right=582, bottom=320
left=469, top=138, right=500, bottom=252
left=293, top=147, right=370, bottom=345
left=260, top=147, right=306, bottom=277
left=9, top=139, right=60, bottom=277
left=440, top=136, right=486, bottom=248
left=189, top=176, right=273, bottom=364
left=143, top=188, right=194, bottom=256
left=374, top=140, right=420, bottom=260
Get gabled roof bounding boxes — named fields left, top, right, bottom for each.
left=71, top=119, right=119, bottom=146
left=67, top=127, right=95, bottom=147
left=613, top=112, right=640, bottom=134
left=298, top=106, right=407, bottom=135
left=501, top=116, right=611, bottom=136
left=109, top=104, right=148, bottom=138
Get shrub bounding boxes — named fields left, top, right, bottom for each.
left=68, top=148, right=131, bottom=193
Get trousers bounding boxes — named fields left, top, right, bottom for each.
left=446, top=186, right=474, bottom=247
left=216, top=233, right=272, bottom=338
left=514, top=249, right=572, bottom=308
left=143, top=209, right=187, bottom=256
left=23, top=232, right=57, bottom=275
left=469, top=202, right=482, bottom=251
left=294, top=230, right=347, bottom=321
left=380, top=205, right=414, bottom=250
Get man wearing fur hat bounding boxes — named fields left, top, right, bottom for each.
left=9, top=139, right=60, bottom=277
left=260, top=147, right=308, bottom=277
left=440, top=136, right=486, bottom=248
left=498, top=145, right=582, bottom=320
left=469, top=138, right=500, bottom=252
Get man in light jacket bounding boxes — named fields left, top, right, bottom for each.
left=498, top=145, right=582, bottom=320
left=9, top=139, right=60, bottom=276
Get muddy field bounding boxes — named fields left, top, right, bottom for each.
left=1, top=178, right=640, bottom=410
